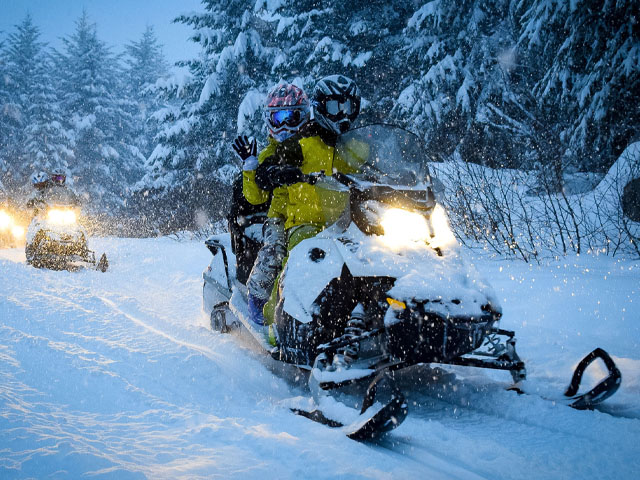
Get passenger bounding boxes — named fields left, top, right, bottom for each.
left=226, top=173, right=268, bottom=285
left=46, top=169, right=80, bottom=206
left=231, top=82, right=311, bottom=326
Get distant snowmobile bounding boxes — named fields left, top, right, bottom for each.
left=203, top=125, right=620, bottom=440
left=25, top=189, right=107, bottom=272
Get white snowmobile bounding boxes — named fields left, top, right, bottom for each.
left=25, top=189, right=107, bottom=272
left=203, top=125, right=620, bottom=439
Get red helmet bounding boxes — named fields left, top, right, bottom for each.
left=264, top=82, right=310, bottom=142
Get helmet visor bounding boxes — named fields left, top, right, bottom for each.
left=321, top=96, right=358, bottom=121
left=325, top=99, right=354, bottom=116
left=269, top=109, right=303, bottom=128
left=51, top=174, right=66, bottom=184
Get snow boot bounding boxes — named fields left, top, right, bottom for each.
left=248, top=294, right=267, bottom=327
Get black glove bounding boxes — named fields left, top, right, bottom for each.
left=232, top=136, right=257, bottom=161
left=305, top=171, right=325, bottom=185
left=256, top=164, right=306, bottom=190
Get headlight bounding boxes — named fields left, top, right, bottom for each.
left=47, top=209, right=77, bottom=225
left=380, top=208, right=430, bottom=247
left=428, top=204, right=457, bottom=249
left=11, top=225, right=25, bottom=239
left=379, top=205, right=456, bottom=249
left=0, top=210, right=11, bottom=230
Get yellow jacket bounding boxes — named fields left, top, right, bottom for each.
left=242, top=137, right=278, bottom=206
left=283, top=135, right=365, bottom=230
left=242, top=138, right=292, bottom=222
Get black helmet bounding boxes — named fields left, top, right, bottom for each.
left=312, top=75, right=361, bottom=134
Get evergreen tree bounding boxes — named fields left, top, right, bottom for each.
left=517, top=0, right=640, bottom=172
left=255, top=0, right=414, bottom=122
left=143, top=1, right=276, bottom=195
left=125, top=25, right=168, bottom=96
left=55, top=12, right=142, bottom=208
left=391, top=0, right=532, bottom=167
left=0, top=36, right=16, bottom=184
left=1, top=15, right=72, bottom=191
left=124, top=26, right=169, bottom=160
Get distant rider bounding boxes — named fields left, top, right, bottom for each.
left=26, top=171, right=51, bottom=214
left=46, top=169, right=80, bottom=206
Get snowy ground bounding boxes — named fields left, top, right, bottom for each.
left=1, top=237, right=639, bottom=479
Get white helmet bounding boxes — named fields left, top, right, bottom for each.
left=31, top=171, right=49, bottom=189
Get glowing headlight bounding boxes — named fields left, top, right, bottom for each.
left=48, top=209, right=77, bottom=225
left=11, top=225, right=25, bottom=239
left=0, top=210, right=11, bottom=230
left=380, top=208, right=430, bottom=247
left=379, top=205, right=457, bottom=250
left=428, top=204, right=457, bottom=249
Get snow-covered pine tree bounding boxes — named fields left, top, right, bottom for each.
left=1, top=15, right=72, bottom=191
left=141, top=1, right=278, bottom=230
left=0, top=35, right=17, bottom=185
left=54, top=12, right=142, bottom=209
left=124, top=26, right=169, bottom=160
left=392, top=0, right=532, bottom=167
left=9, top=16, right=73, bottom=181
left=517, top=0, right=640, bottom=173
left=255, top=0, right=414, bottom=122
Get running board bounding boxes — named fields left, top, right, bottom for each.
left=228, top=289, right=278, bottom=355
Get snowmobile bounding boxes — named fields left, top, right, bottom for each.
left=203, top=125, right=621, bottom=440
left=25, top=196, right=108, bottom=272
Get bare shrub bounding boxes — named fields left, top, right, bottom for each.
left=434, top=142, right=640, bottom=260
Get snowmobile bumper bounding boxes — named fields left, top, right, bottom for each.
left=27, top=230, right=107, bottom=272
left=385, top=304, right=500, bottom=364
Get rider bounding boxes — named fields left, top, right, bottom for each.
left=254, top=75, right=364, bottom=328
left=46, top=168, right=80, bottom=206
left=231, top=82, right=311, bottom=326
left=26, top=171, right=51, bottom=213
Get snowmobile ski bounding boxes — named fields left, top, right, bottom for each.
left=292, top=371, right=408, bottom=441
left=96, top=253, right=108, bottom=272
left=508, top=348, right=621, bottom=411
left=564, top=348, right=621, bottom=410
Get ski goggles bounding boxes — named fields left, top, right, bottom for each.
left=269, top=109, right=305, bottom=128
left=51, top=174, right=66, bottom=183
left=320, top=96, right=359, bottom=120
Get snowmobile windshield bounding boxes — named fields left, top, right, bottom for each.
left=334, top=125, right=431, bottom=188
left=317, top=125, right=434, bottom=227
left=43, top=187, right=79, bottom=206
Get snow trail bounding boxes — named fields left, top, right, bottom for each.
left=1, top=238, right=639, bottom=479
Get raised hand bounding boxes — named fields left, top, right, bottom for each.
left=232, top=136, right=258, bottom=170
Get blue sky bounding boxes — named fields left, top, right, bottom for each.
left=0, top=0, right=203, bottom=64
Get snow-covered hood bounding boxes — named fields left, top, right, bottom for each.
left=26, top=214, right=86, bottom=245
left=282, top=223, right=499, bottom=324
